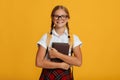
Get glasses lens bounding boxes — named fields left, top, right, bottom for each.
left=61, top=15, right=67, bottom=19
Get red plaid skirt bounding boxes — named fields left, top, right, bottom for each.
left=39, top=68, right=73, bottom=80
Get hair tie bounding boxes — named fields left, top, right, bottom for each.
left=68, top=35, right=70, bottom=38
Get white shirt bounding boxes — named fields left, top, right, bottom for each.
left=37, top=29, right=82, bottom=57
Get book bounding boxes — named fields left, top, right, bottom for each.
left=50, top=42, right=70, bottom=62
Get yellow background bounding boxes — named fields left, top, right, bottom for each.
left=0, top=0, right=120, bottom=80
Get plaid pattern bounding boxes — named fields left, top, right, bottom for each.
left=39, top=68, right=73, bottom=80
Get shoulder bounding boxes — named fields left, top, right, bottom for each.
left=73, top=34, right=79, bottom=38
left=41, top=33, right=48, bottom=39
left=39, top=33, right=50, bottom=41
left=70, top=34, right=80, bottom=40
left=72, top=34, right=80, bottom=42
left=37, top=33, right=48, bottom=48
left=72, top=34, right=82, bottom=47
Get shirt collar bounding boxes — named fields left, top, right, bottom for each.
left=52, top=28, right=68, bottom=36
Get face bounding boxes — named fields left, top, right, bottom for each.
left=52, top=9, right=68, bottom=28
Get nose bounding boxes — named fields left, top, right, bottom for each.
left=57, top=16, right=62, bottom=20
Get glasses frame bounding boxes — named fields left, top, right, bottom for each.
left=53, top=15, right=68, bottom=20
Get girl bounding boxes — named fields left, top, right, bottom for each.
left=36, top=5, right=82, bottom=80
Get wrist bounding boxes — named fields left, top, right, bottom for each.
left=56, top=62, right=63, bottom=69
left=56, top=51, right=61, bottom=58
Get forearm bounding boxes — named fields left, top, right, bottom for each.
left=36, top=59, right=62, bottom=69
left=57, top=52, right=82, bottom=66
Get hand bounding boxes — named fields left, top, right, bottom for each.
left=48, top=48, right=58, bottom=58
left=61, top=62, right=70, bottom=70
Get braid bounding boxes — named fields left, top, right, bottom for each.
left=50, top=21, right=54, bottom=35
left=66, top=22, right=70, bottom=38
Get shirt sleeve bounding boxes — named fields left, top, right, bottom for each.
left=73, top=34, right=82, bottom=48
left=37, top=33, right=47, bottom=49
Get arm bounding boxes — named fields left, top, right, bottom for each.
left=35, top=45, right=70, bottom=70
left=49, top=45, right=82, bottom=67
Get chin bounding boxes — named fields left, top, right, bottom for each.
left=56, top=25, right=65, bottom=28
left=56, top=24, right=66, bottom=27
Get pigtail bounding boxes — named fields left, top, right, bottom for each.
left=50, top=21, right=54, bottom=35
left=66, top=22, right=70, bottom=39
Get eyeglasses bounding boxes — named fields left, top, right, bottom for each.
left=53, top=15, right=68, bottom=20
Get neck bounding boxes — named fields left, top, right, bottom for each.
left=54, top=26, right=66, bottom=35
